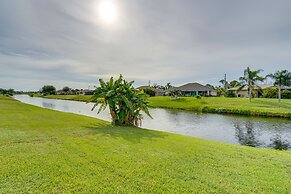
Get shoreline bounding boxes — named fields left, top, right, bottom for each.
left=32, top=94, right=291, bottom=119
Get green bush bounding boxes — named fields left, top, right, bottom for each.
left=143, top=88, right=156, bottom=97
left=225, top=90, right=235, bottom=97
left=41, top=85, right=56, bottom=96
left=282, top=90, right=291, bottom=99
left=263, top=87, right=278, bottom=98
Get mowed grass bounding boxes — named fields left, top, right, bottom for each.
left=149, top=96, right=291, bottom=118
left=42, top=94, right=93, bottom=102
left=40, top=95, right=291, bottom=117
left=0, top=96, right=290, bottom=193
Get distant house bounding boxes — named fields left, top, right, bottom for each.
left=228, top=84, right=273, bottom=98
left=172, top=82, right=216, bottom=96
left=56, top=89, right=71, bottom=95
left=79, top=89, right=94, bottom=95
left=137, top=86, right=165, bottom=96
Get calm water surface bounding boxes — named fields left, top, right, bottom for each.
left=14, top=95, right=291, bottom=150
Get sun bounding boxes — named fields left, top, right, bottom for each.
left=97, top=1, right=118, bottom=24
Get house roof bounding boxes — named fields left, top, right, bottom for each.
left=228, top=84, right=273, bottom=91
left=174, top=83, right=215, bottom=92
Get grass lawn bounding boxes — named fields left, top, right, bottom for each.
left=148, top=96, right=291, bottom=118
left=41, top=95, right=291, bottom=118
left=40, top=94, right=93, bottom=102
left=0, top=96, right=290, bottom=193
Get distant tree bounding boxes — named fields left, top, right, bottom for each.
left=238, top=67, right=265, bottom=102
left=62, top=86, right=71, bottom=93
left=225, top=90, right=235, bottom=97
left=229, top=80, right=241, bottom=88
left=143, top=88, right=156, bottom=97
left=41, top=85, right=56, bottom=96
left=219, top=79, right=229, bottom=88
left=263, top=87, right=278, bottom=98
left=71, top=89, right=80, bottom=95
left=169, top=89, right=181, bottom=101
left=281, top=90, right=291, bottom=99
left=0, top=88, right=14, bottom=96
left=165, top=82, right=173, bottom=90
left=206, top=84, right=215, bottom=90
left=153, top=83, right=165, bottom=90
left=91, top=75, right=152, bottom=126
left=215, top=86, right=225, bottom=97
left=267, top=70, right=291, bottom=106
left=7, top=89, right=14, bottom=96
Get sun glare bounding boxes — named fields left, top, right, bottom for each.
left=97, top=1, right=118, bottom=24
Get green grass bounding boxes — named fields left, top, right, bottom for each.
left=41, top=94, right=93, bottom=102
left=149, top=96, right=291, bottom=118
left=0, top=96, right=290, bottom=193
left=37, top=95, right=291, bottom=118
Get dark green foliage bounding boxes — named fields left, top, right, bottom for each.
left=229, top=80, right=241, bottom=88
left=282, top=90, right=291, bottom=99
left=91, top=75, right=152, bottom=126
left=62, top=86, right=71, bottom=93
left=225, top=90, right=235, bottom=97
left=239, top=67, right=265, bottom=102
left=206, top=84, right=215, bottom=90
left=215, top=86, right=225, bottom=96
left=143, top=88, right=156, bottom=97
left=267, top=70, right=291, bottom=105
left=0, top=88, right=14, bottom=96
left=263, top=87, right=278, bottom=98
left=41, top=85, right=56, bottom=95
left=267, top=70, right=291, bottom=87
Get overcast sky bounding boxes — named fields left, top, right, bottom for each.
left=0, top=0, right=291, bottom=90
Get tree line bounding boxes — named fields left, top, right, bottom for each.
left=207, top=67, right=291, bottom=105
left=0, top=88, right=14, bottom=96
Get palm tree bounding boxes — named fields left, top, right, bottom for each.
left=165, top=82, right=173, bottom=90
left=229, top=80, right=241, bottom=88
left=238, top=67, right=265, bottom=102
left=169, top=89, right=181, bottom=101
left=91, top=75, right=152, bottom=126
left=267, top=70, right=291, bottom=106
left=219, top=79, right=228, bottom=89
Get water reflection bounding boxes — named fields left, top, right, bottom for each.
left=269, top=134, right=290, bottom=150
left=234, top=121, right=261, bottom=147
left=42, top=102, right=55, bottom=109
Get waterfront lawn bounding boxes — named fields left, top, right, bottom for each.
left=39, top=95, right=291, bottom=117
left=0, top=96, right=290, bottom=193
left=149, top=96, right=291, bottom=117
left=42, top=94, right=93, bottom=102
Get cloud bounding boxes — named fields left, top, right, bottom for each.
left=0, top=0, right=291, bottom=90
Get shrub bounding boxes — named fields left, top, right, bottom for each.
left=225, top=90, right=235, bottom=97
left=143, top=88, right=156, bottom=97
left=41, top=85, right=56, bottom=96
left=281, top=90, right=291, bottom=99
left=263, top=87, right=278, bottom=98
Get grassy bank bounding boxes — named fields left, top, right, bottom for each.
left=37, top=94, right=93, bottom=102
left=0, top=96, right=290, bottom=193
left=149, top=96, right=291, bottom=118
left=39, top=95, right=291, bottom=118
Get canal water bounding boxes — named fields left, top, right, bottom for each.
left=14, top=95, right=291, bottom=150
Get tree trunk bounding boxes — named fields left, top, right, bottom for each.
left=278, top=85, right=281, bottom=106
left=249, top=87, right=252, bottom=102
